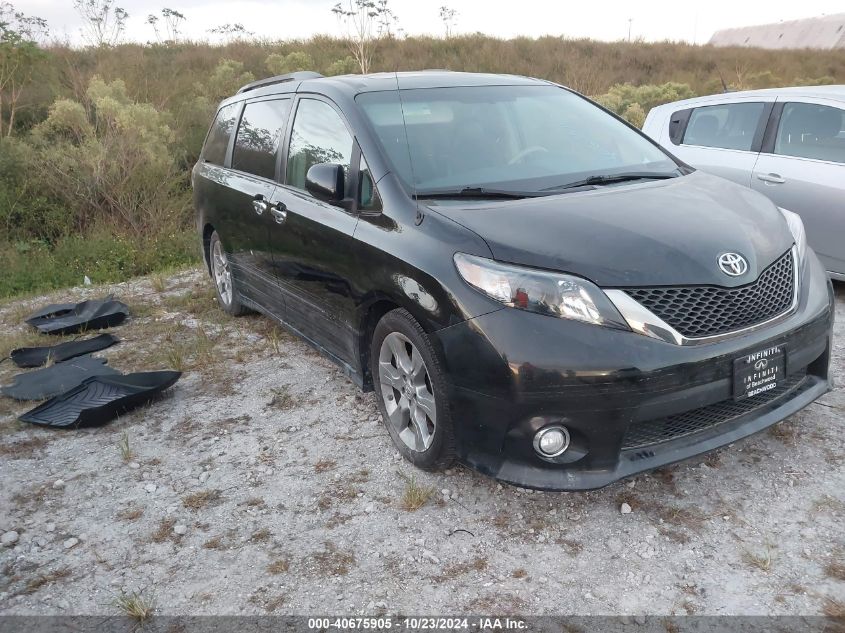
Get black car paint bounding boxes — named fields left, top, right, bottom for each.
left=437, top=253, right=833, bottom=489
left=193, top=72, right=834, bottom=490
left=430, top=171, right=794, bottom=287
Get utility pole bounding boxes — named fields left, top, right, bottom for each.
left=627, top=18, right=633, bottom=42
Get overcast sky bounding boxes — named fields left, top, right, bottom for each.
left=14, top=0, right=845, bottom=45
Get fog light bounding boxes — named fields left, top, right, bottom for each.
left=533, top=426, right=570, bottom=458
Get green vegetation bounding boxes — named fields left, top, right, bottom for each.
left=2, top=3, right=844, bottom=298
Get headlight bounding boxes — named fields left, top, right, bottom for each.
left=779, top=207, right=806, bottom=265
left=454, top=253, right=629, bottom=329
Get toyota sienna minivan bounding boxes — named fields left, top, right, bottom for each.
left=193, top=71, right=834, bottom=490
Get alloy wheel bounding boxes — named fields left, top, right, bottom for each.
left=211, top=240, right=233, bottom=307
left=378, top=332, right=437, bottom=452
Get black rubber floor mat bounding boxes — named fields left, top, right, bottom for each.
left=25, top=296, right=129, bottom=335
left=19, top=371, right=182, bottom=428
left=1, top=355, right=120, bottom=401
left=10, top=334, right=120, bottom=368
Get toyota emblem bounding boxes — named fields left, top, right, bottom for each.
left=718, top=252, right=749, bottom=277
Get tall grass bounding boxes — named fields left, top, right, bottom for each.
left=37, top=36, right=843, bottom=108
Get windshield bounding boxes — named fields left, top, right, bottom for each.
left=356, top=85, right=679, bottom=196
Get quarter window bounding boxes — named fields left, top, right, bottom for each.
left=202, top=103, right=239, bottom=166
left=232, top=99, right=291, bottom=179
left=774, top=102, right=845, bottom=164
left=359, top=156, right=382, bottom=212
left=286, top=99, right=353, bottom=192
left=683, top=102, right=766, bottom=151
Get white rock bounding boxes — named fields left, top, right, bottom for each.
left=129, top=462, right=140, bottom=470
left=63, top=537, right=79, bottom=550
left=620, top=503, right=633, bottom=514
left=174, top=524, right=188, bottom=536
left=365, top=503, right=375, bottom=513
left=441, top=489, right=451, bottom=496
left=52, top=479, right=65, bottom=490
left=1, top=531, right=19, bottom=547
left=199, top=472, right=209, bottom=483
left=144, top=484, right=157, bottom=494
left=45, top=523, right=56, bottom=533
left=422, top=550, right=440, bottom=564
left=83, top=276, right=92, bottom=286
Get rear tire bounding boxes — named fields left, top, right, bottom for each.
left=371, top=308, right=455, bottom=471
left=208, top=231, right=248, bottom=317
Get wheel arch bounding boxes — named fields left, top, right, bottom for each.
left=357, top=298, right=401, bottom=391
left=355, top=287, right=454, bottom=391
left=202, top=223, right=215, bottom=274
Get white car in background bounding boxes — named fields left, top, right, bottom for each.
left=642, top=86, right=845, bottom=279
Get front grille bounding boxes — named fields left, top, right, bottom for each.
left=624, top=249, right=795, bottom=338
left=621, top=373, right=808, bottom=450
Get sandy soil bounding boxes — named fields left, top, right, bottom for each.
left=0, top=270, right=843, bottom=617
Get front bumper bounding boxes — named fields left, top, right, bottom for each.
left=435, top=253, right=834, bottom=491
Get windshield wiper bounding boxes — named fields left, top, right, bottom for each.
left=544, top=171, right=680, bottom=192
left=413, top=187, right=549, bottom=200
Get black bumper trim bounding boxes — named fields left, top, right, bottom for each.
left=484, top=375, right=829, bottom=491
left=621, top=371, right=809, bottom=450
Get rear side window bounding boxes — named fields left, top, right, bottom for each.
left=286, top=99, right=353, bottom=192
left=683, top=102, right=765, bottom=151
left=774, top=102, right=845, bottom=164
left=203, top=103, right=239, bottom=166
left=232, top=99, right=292, bottom=179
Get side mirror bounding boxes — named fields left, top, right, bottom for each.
left=305, top=163, right=345, bottom=203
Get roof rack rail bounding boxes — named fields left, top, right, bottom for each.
left=237, top=71, right=323, bottom=94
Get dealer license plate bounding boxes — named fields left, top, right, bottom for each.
left=733, top=345, right=785, bottom=400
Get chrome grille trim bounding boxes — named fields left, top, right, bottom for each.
left=606, top=246, right=799, bottom=346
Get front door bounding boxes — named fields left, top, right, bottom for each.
left=269, top=96, right=361, bottom=365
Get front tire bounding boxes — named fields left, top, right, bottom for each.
left=208, top=231, right=248, bottom=316
left=371, top=308, right=455, bottom=470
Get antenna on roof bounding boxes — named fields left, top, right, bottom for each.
left=394, top=71, right=422, bottom=225
left=716, top=67, right=729, bottom=93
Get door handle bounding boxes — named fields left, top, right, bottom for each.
left=252, top=196, right=268, bottom=215
left=270, top=203, right=288, bottom=225
left=757, top=173, right=786, bottom=184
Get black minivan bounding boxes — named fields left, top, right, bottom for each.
left=193, top=70, right=834, bottom=490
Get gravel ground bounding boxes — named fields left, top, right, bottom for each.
left=0, top=270, right=843, bottom=617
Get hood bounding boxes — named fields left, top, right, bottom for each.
left=427, top=172, right=794, bottom=288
